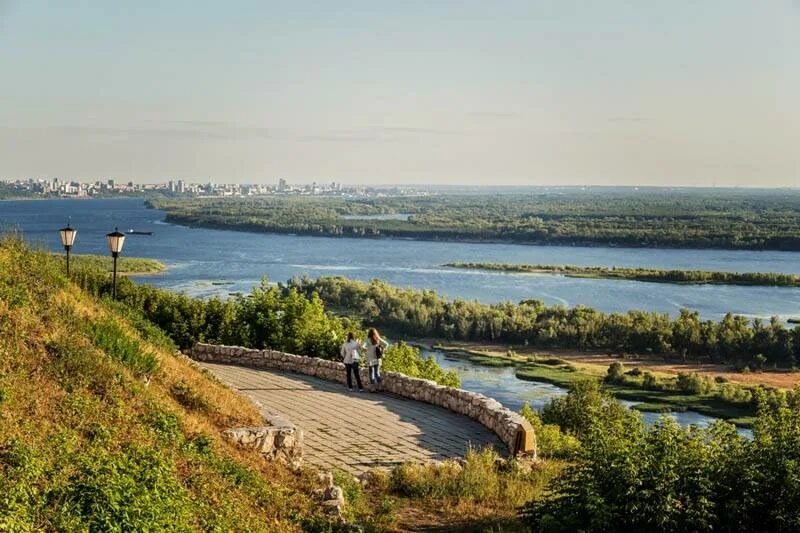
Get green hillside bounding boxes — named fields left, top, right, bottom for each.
left=0, top=236, right=336, bottom=531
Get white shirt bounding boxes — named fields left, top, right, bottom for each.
left=340, top=340, right=361, bottom=364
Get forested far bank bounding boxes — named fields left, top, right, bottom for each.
left=445, top=262, right=800, bottom=287
left=290, top=275, right=800, bottom=370
left=147, top=188, right=800, bottom=250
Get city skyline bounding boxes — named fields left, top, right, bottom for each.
left=1, top=1, right=798, bottom=187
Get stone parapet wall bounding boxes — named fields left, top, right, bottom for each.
left=192, top=343, right=536, bottom=457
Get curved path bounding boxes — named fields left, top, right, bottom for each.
left=201, top=362, right=504, bottom=475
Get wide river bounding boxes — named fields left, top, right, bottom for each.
left=2, top=197, right=775, bottom=433
left=3, top=198, right=798, bottom=323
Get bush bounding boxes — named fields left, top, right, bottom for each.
left=381, top=342, right=460, bottom=387
left=676, top=372, right=715, bottom=395
left=519, top=403, right=581, bottom=458
left=642, top=371, right=659, bottom=390
left=541, top=380, right=638, bottom=440
left=604, top=361, right=625, bottom=383
left=537, top=358, right=564, bottom=366
left=718, top=383, right=752, bottom=404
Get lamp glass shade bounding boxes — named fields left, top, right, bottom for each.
left=106, top=229, right=126, bottom=254
left=59, top=226, right=77, bottom=247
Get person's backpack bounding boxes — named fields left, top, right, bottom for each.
left=375, top=343, right=384, bottom=359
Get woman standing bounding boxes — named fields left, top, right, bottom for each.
left=340, top=332, right=364, bottom=392
left=364, top=327, right=388, bottom=392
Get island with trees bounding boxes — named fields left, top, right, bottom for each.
left=147, top=187, right=800, bottom=250
left=444, top=261, right=800, bottom=287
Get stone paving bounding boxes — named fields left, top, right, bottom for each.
left=201, top=362, right=505, bottom=475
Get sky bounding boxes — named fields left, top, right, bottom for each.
left=0, top=1, right=798, bottom=186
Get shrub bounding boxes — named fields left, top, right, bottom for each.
left=604, top=361, right=625, bottom=383
left=519, top=403, right=581, bottom=458
left=381, top=342, right=460, bottom=387
left=541, top=380, right=639, bottom=440
left=642, top=371, right=659, bottom=390
left=676, top=372, right=715, bottom=395
left=537, top=358, right=564, bottom=366
left=718, top=383, right=752, bottom=404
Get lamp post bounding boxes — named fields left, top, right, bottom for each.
left=105, top=227, right=126, bottom=299
left=58, top=224, right=77, bottom=276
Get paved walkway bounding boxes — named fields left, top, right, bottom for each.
left=201, top=362, right=504, bottom=474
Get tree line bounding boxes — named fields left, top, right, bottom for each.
left=72, top=269, right=459, bottom=386
left=291, top=276, right=800, bottom=369
left=446, top=262, right=800, bottom=287
left=147, top=188, right=800, bottom=250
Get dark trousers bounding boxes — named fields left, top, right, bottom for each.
left=345, top=362, right=363, bottom=390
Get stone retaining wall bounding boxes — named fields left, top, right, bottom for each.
left=192, top=343, right=536, bottom=457
left=221, top=413, right=303, bottom=468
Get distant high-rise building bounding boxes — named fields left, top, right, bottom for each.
left=176, top=179, right=185, bottom=193
left=278, top=178, right=287, bottom=191
left=107, top=179, right=115, bottom=188
left=168, top=180, right=175, bottom=192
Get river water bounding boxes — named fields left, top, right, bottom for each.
left=0, top=197, right=787, bottom=434
left=2, top=198, right=798, bottom=323
left=425, top=349, right=752, bottom=436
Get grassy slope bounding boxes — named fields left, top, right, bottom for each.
left=0, top=237, right=332, bottom=531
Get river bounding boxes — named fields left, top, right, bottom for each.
left=2, top=198, right=799, bottom=324
left=424, top=348, right=753, bottom=436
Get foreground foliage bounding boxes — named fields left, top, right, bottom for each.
left=521, top=380, right=800, bottom=532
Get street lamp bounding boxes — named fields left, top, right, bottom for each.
left=105, top=227, right=126, bottom=299
left=59, top=224, right=77, bottom=276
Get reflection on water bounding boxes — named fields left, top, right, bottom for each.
left=425, top=349, right=753, bottom=437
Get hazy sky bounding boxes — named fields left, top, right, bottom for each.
left=1, top=1, right=798, bottom=186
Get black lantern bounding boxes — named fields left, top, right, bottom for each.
left=105, top=227, right=126, bottom=298
left=58, top=224, right=77, bottom=275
